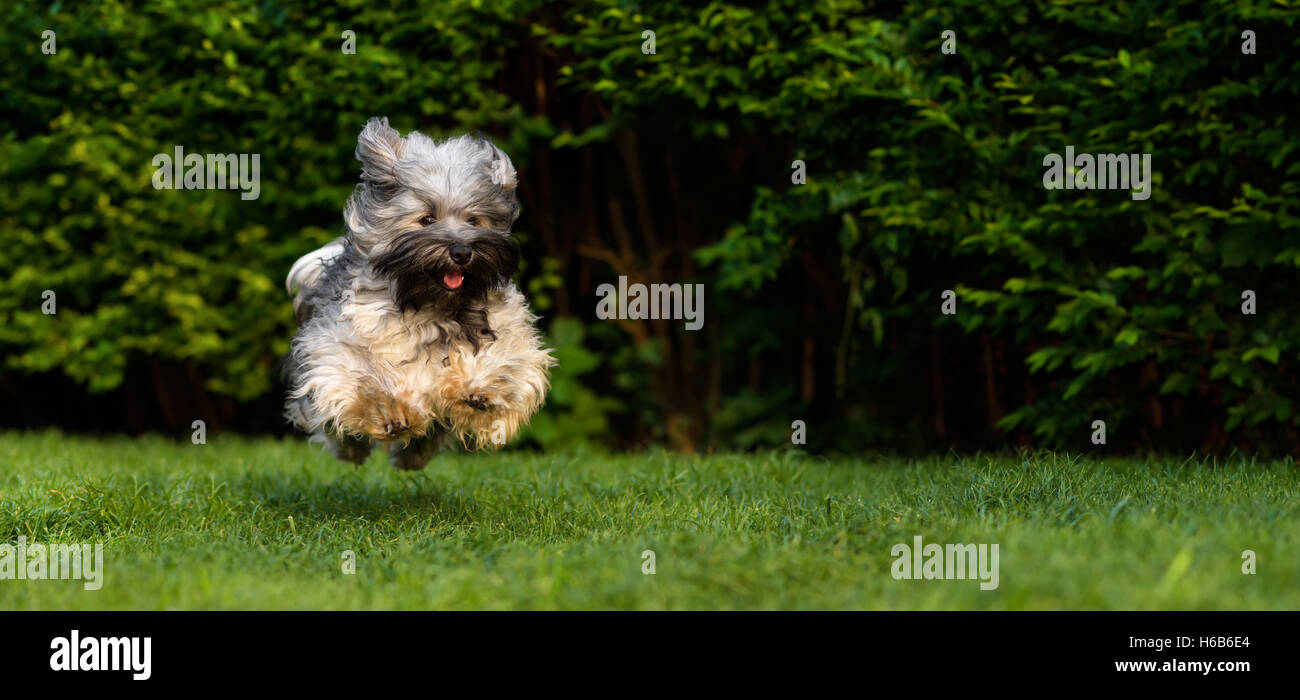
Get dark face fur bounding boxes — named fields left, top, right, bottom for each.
left=370, top=218, right=520, bottom=314
left=344, top=118, right=522, bottom=330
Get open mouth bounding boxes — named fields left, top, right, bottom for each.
left=442, top=269, right=464, bottom=290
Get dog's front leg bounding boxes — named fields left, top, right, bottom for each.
left=343, top=379, right=430, bottom=441
left=292, top=352, right=431, bottom=442
left=436, top=333, right=554, bottom=448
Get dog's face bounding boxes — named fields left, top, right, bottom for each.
left=345, top=118, right=521, bottom=313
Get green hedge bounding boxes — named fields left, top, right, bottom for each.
left=3, top=0, right=1298, bottom=452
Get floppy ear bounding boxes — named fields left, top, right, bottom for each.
left=483, top=139, right=518, bottom=191
left=356, top=117, right=404, bottom=187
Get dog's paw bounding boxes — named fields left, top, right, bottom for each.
left=462, top=392, right=495, bottom=412
left=360, top=392, right=427, bottom=441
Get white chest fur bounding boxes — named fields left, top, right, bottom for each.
left=336, top=285, right=459, bottom=402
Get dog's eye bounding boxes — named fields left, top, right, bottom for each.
left=418, top=214, right=437, bottom=226
left=466, top=216, right=481, bottom=227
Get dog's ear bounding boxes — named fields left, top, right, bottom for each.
left=356, top=117, right=405, bottom=188
left=483, top=138, right=518, bottom=191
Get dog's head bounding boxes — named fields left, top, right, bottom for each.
left=345, top=117, right=521, bottom=313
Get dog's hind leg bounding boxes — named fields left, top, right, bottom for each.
left=292, top=395, right=371, bottom=464
left=387, top=432, right=440, bottom=471
left=319, top=432, right=373, bottom=465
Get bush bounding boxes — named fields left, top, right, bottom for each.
left=2, top=0, right=1298, bottom=453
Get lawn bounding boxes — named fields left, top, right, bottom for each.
left=0, top=431, right=1295, bottom=610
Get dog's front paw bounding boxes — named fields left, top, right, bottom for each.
left=462, top=392, right=496, bottom=413
left=441, top=351, right=506, bottom=414
left=359, top=392, right=427, bottom=441
left=437, top=350, right=534, bottom=447
left=438, top=383, right=514, bottom=443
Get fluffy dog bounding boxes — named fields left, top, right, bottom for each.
left=284, top=117, right=555, bottom=470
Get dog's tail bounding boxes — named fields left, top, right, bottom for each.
left=287, top=239, right=346, bottom=321
left=286, top=239, right=345, bottom=296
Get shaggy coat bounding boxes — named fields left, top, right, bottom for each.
left=284, top=118, right=554, bottom=469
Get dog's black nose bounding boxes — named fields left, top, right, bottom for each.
left=449, top=245, right=472, bottom=265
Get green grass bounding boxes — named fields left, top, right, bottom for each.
left=1, top=431, right=1296, bottom=610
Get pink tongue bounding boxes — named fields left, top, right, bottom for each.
left=443, top=271, right=464, bottom=289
